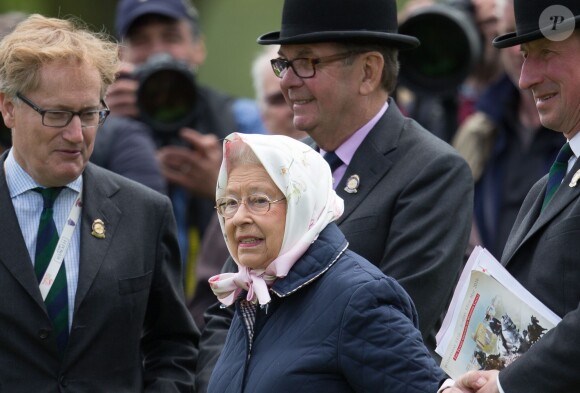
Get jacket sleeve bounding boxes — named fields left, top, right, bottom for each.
left=499, top=301, right=580, bottom=392
left=195, top=256, right=238, bottom=393
left=339, top=276, right=444, bottom=393
left=142, top=196, right=199, bottom=392
left=380, top=145, right=473, bottom=353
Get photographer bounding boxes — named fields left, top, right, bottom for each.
left=397, top=0, right=503, bottom=142
left=104, top=0, right=265, bottom=313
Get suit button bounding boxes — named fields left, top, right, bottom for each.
left=38, top=328, right=50, bottom=340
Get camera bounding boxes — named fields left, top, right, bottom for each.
left=131, top=53, right=198, bottom=146
left=398, top=0, right=483, bottom=96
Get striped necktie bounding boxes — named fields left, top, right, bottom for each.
left=542, top=142, right=574, bottom=212
left=34, top=187, right=69, bottom=354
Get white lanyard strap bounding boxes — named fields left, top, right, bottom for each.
left=39, top=190, right=83, bottom=301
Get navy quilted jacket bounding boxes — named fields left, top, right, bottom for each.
left=207, top=224, right=444, bottom=392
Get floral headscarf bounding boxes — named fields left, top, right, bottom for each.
left=209, top=132, right=344, bottom=306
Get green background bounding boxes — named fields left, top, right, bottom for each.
left=1, top=0, right=410, bottom=99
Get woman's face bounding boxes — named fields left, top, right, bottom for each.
left=223, top=164, right=287, bottom=270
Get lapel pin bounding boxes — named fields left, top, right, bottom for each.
left=344, top=174, right=360, bottom=194
left=569, top=169, right=580, bottom=187
left=91, top=219, right=106, bottom=239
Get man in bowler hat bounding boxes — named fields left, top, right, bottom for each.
left=443, top=0, right=580, bottom=392
left=196, top=0, right=473, bottom=390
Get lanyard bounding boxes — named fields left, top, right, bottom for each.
left=38, top=190, right=83, bottom=301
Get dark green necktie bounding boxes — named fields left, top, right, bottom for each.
left=33, top=187, right=69, bottom=354
left=542, top=142, right=574, bottom=212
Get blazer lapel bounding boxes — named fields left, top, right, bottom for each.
left=73, top=165, right=122, bottom=311
left=304, top=99, right=400, bottom=224
left=503, top=159, right=580, bottom=265
left=336, top=101, right=399, bottom=225
left=501, top=181, right=544, bottom=265
left=0, top=160, right=47, bottom=309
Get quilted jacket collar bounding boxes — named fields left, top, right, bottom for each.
left=270, top=223, right=348, bottom=298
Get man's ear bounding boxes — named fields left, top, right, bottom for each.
left=359, top=51, right=384, bottom=96
left=0, top=93, right=16, bottom=128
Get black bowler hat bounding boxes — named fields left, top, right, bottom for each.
left=493, top=0, right=579, bottom=48
left=257, top=0, right=420, bottom=50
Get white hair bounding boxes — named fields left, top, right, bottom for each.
left=251, top=45, right=280, bottom=106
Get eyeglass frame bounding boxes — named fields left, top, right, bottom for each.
left=215, top=194, right=286, bottom=219
left=270, top=51, right=362, bottom=79
left=16, top=92, right=110, bottom=128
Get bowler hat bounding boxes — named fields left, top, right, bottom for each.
left=257, top=0, right=420, bottom=50
left=493, top=0, right=579, bottom=48
left=115, top=0, right=199, bottom=39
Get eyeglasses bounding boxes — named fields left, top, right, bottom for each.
left=16, top=93, right=110, bottom=128
left=215, top=194, right=286, bottom=218
left=270, top=51, right=360, bottom=79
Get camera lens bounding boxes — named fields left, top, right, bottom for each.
left=139, top=69, right=196, bottom=129
left=135, top=54, right=198, bottom=140
left=398, top=3, right=482, bottom=96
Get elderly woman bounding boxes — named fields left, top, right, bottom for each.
left=208, top=133, right=443, bottom=393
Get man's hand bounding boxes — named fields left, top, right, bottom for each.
left=106, top=62, right=139, bottom=118
left=445, top=370, right=499, bottom=393
left=157, top=128, right=222, bottom=199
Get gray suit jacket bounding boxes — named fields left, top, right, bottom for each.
left=195, top=99, right=473, bottom=391
left=499, top=155, right=580, bottom=392
left=0, top=156, right=198, bottom=392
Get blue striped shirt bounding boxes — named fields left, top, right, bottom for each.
left=5, top=150, right=82, bottom=329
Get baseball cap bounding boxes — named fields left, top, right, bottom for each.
left=115, top=0, right=199, bottom=39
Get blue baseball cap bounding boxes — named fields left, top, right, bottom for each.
left=115, top=0, right=199, bottom=39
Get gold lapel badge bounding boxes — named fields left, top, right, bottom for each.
left=569, top=169, right=580, bottom=187
left=344, top=174, right=360, bottom=194
left=91, top=219, right=106, bottom=239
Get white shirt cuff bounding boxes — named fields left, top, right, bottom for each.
left=497, top=375, right=506, bottom=393
left=437, top=378, right=454, bottom=393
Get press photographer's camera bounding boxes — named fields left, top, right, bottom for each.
left=132, top=53, right=198, bottom=145
left=398, top=0, right=483, bottom=96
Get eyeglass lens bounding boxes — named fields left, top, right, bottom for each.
left=216, top=194, right=284, bottom=218
left=17, top=93, right=109, bottom=128
left=43, top=110, right=106, bottom=127
left=271, top=58, right=315, bottom=79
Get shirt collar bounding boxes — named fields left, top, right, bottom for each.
left=321, top=100, right=389, bottom=164
left=568, top=132, right=580, bottom=158
left=4, top=148, right=83, bottom=198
